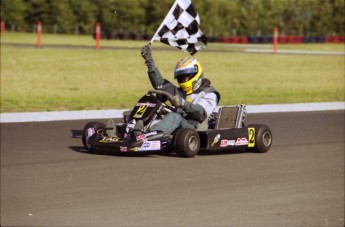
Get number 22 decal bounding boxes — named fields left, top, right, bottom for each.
left=248, top=127, right=255, bottom=147
left=133, top=104, right=148, bottom=118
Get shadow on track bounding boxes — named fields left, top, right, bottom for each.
left=68, top=146, right=159, bottom=158
left=69, top=145, right=251, bottom=159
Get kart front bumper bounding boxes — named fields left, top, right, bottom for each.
left=88, top=133, right=172, bottom=154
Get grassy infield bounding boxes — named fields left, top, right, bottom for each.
left=1, top=32, right=344, bottom=113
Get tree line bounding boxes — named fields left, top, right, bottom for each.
left=1, top=0, right=344, bottom=39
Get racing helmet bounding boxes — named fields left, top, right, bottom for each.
left=174, top=57, right=203, bottom=94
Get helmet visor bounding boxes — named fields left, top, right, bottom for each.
left=174, top=66, right=198, bottom=78
left=177, top=74, right=195, bottom=83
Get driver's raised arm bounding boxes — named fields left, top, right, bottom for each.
left=141, top=44, right=176, bottom=95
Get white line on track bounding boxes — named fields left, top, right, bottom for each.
left=0, top=102, right=344, bottom=123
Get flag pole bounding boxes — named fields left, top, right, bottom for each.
left=149, top=0, right=179, bottom=44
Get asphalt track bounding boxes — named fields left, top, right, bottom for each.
left=1, top=111, right=344, bottom=226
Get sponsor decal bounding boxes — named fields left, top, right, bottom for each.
left=99, top=137, right=120, bottom=143
left=136, top=131, right=158, bottom=141
left=248, top=127, right=255, bottom=147
left=220, top=140, right=228, bottom=147
left=136, top=134, right=146, bottom=141
left=220, top=139, right=236, bottom=147
left=135, top=102, right=156, bottom=107
left=139, top=141, right=161, bottom=151
left=211, top=134, right=221, bottom=146
left=235, top=137, right=249, bottom=146
left=228, top=140, right=236, bottom=146
left=120, top=146, right=127, bottom=152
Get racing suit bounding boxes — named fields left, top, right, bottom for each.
left=143, top=53, right=220, bottom=135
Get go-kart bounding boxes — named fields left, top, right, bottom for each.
left=82, top=90, right=272, bottom=158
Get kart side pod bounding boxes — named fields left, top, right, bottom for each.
left=175, top=105, right=272, bottom=157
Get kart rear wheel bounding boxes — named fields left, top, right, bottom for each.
left=174, top=128, right=200, bottom=158
left=82, top=122, right=105, bottom=152
left=247, top=124, right=272, bottom=153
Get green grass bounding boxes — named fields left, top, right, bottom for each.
left=1, top=32, right=344, bottom=113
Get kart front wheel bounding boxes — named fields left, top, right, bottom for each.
left=82, top=122, right=105, bottom=153
left=174, top=128, right=200, bottom=158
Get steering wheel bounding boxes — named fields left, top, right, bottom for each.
left=148, top=89, right=177, bottom=112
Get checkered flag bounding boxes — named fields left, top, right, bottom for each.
left=150, top=0, right=207, bottom=55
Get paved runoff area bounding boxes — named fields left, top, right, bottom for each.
left=0, top=102, right=344, bottom=123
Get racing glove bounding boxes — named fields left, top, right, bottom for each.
left=171, top=95, right=207, bottom=122
left=141, top=44, right=155, bottom=72
left=183, top=102, right=207, bottom=122
left=170, top=95, right=187, bottom=108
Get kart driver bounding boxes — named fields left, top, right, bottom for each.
left=140, top=44, right=220, bottom=135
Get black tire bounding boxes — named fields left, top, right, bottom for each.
left=247, top=124, right=272, bottom=153
left=82, top=122, right=105, bottom=152
left=174, top=128, right=200, bottom=158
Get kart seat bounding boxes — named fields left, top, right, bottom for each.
left=214, top=105, right=247, bottom=129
